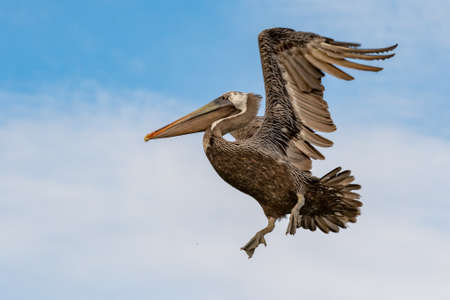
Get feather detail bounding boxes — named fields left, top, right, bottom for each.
left=280, top=53, right=312, bottom=91
left=287, top=50, right=324, bottom=90
left=300, top=215, right=307, bottom=229
left=320, top=167, right=342, bottom=182
left=341, top=191, right=361, bottom=200
left=294, top=97, right=332, bottom=118
left=292, top=48, right=324, bottom=79
left=348, top=216, right=358, bottom=223
left=310, top=48, right=383, bottom=72
left=301, top=115, right=336, bottom=133
left=287, top=87, right=329, bottom=108
left=320, top=42, right=398, bottom=54
left=320, top=49, right=395, bottom=61
left=300, top=127, right=333, bottom=147
left=298, top=104, right=334, bottom=124
left=342, top=184, right=361, bottom=191
left=315, top=216, right=330, bottom=233
left=322, top=217, right=340, bottom=233
left=328, top=40, right=361, bottom=47
left=323, top=170, right=352, bottom=185
left=286, top=145, right=312, bottom=170
left=342, top=198, right=363, bottom=208
left=304, top=53, right=354, bottom=80
left=326, top=215, right=347, bottom=228
left=338, top=176, right=356, bottom=186
left=292, top=139, right=325, bottom=160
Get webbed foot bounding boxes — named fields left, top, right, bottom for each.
left=241, top=231, right=267, bottom=258
left=240, top=217, right=275, bottom=259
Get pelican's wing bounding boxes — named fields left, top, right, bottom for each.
left=252, top=28, right=397, bottom=169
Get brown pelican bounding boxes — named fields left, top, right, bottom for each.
left=145, top=28, right=396, bottom=258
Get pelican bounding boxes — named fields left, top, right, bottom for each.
left=145, top=28, right=397, bottom=258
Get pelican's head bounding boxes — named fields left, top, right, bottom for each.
left=144, top=91, right=261, bottom=141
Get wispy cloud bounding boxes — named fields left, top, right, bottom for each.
left=1, top=86, right=449, bottom=299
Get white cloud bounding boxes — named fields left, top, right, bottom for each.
left=1, top=87, right=449, bottom=299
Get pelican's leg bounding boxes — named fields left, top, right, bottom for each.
left=286, top=193, right=305, bottom=235
left=241, top=217, right=276, bottom=259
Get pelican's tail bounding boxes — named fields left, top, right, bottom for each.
left=300, top=167, right=362, bottom=233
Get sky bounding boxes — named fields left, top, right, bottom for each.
left=1, top=1, right=449, bottom=299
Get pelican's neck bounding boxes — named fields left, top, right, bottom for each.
left=203, top=93, right=260, bottom=152
left=211, top=93, right=260, bottom=138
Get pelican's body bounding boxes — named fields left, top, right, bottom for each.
left=146, top=28, right=397, bottom=258
left=205, top=125, right=304, bottom=218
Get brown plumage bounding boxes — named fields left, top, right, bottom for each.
left=145, top=28, right=397, bottom=258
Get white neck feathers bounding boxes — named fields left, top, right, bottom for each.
left=211, top=92, right=248, bottom=132
left=210, top=92, right=261, bottom=137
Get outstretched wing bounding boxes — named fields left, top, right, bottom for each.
left=252, top=28, right=397, bottom=170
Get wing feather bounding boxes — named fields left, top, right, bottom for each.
left=320, top=42, right=398, bottom=54
left=304, top=53, right=355, bottom=80
left=249, top=28, right=396, bottom=168
left=300, top=127, right=333, bottom=148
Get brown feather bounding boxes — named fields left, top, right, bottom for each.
left=338, top=176, right=356, bottom=186
left=320, top=167, right=342, bottom=182
left=286, top=52, right=324, bottom=90
left=310, top=48, right=383, bottom=72
left=342, top=198, right=363, bottom=207
left=309, top=218, right=317, bottom=231
left=294, top=97, right=332, bottom=118
left=304, top=53, right=354, bottom=80
left=300, top=216, right=307, bottom=229
left=314, top=216, right=330, bottom=233
left=280, top=53, right=312, bottom=91
left=286, top=145, right=312, bottom=170
left=293, top=139, right=325, bottom=160
left=304, top=216, right=316, bottom=231
left=301, top=115, right=336, bottom=133
left=328, top=40, right=361, bottom=47
left=338, top=207, right=360, bottom=218
left=287, top=87, right=329, bottom=108
left=320, top=48, right=395, bottom=61
left=342, top=184, right=361, bottom=191
left=326, top=215, right=347, bottom=228
left=348, top=216, right=358, bottom=223
left=322, top=217, right=340, bottom=232
left=342, top=191, right=361, bottom=200
left=320, top=42, right=398, bottom=54
left=298, top=105, right=334, bottom=124
left=283, top=52, right=322, bottom=90
left=292, top=48, right=324, bottom=79
left=300, top=127, right=333, bottom=147
left=324, top=170, right=352, bottom=185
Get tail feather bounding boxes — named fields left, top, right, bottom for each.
left=342, top=184, right=361, bottom=191
left=300, top=167, right=362, bottom=234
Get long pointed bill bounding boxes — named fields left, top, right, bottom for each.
left=144, top=97, right=236, bottom=141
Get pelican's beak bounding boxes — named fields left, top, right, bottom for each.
left=144, top=97, right=236, bottom=141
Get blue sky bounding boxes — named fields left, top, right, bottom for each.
left=2, top=0, right=449, bottom=135
left=1, top=1, right=450, bottom=300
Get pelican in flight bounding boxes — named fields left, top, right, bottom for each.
left=145, top=28, right=396, bottom=258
